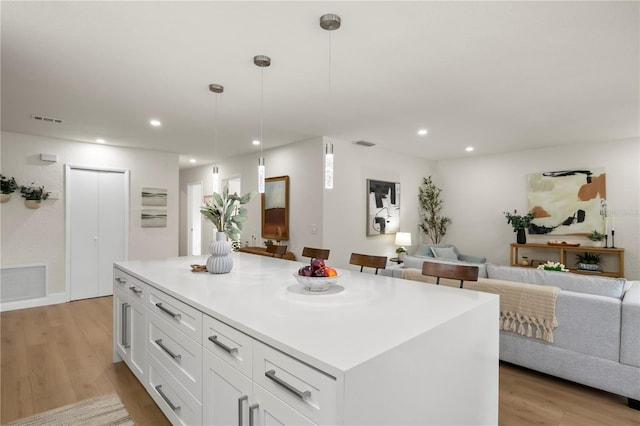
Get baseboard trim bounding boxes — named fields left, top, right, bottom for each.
left=0, top=292, right=67, bottom=312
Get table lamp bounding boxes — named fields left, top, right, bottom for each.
left=395, top=232, right=412, bottom=261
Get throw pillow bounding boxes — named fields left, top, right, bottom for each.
left=430, top=246, right=459, bottom=261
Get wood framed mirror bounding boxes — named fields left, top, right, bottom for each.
left=261, top=175, right=289, bottom=241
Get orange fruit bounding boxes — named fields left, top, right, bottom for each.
left=325, top=267, right=337, bottom=277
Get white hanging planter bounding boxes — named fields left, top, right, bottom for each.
left=24, top=199, right=41, bottom=209
left=0, top=193, right=11, bottom=203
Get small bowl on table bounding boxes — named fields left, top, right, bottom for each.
left=292, top=273, right=342, bottom=292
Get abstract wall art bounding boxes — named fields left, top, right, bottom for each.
left=527, top=168, right=606, bottom=235
left=367, top=179, right=400, bottom=236
left=262, top=176, right=289, bottom=241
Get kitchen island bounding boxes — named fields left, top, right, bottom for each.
left=114, top=253, right=499, bottom=425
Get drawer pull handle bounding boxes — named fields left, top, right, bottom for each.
left=249, top=403, right=259, bottom=426
left=238, top=395, right=248, bottom=426
left=155, top=302, right=181, bottom=319
left=208, top=335, right=238, bottom=354
left=155, top=384, right=180, bottom=411
left=155, top=339, right=181, bottom=360
left=121, top=303, right=130, bottom=348
left=129, top=286, right=142, bottom=295
left=265, top=369, right=311, bottom=400
left=115, top=277, right=126, bottom=284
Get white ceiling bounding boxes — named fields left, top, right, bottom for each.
left=2, top=1, right=638, bottom=168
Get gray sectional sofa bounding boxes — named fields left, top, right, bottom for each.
left=384, top=255, right=640, bottom=408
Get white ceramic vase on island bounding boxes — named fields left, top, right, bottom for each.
left=206, top=232, right=233, bottom=274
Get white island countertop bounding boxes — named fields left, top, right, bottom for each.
left=115, top=253, right=498, bottom=377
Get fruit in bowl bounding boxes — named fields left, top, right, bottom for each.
left=294, top=258, right=340, bottom=291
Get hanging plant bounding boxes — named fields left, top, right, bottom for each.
left=418, top=176, right=452, bottom=244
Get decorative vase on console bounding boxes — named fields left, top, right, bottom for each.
left=207, top=231, right=233, bottom=274
left=200, top=184, right=257, bottom=274
left=504, top=210, right=534, bottom=245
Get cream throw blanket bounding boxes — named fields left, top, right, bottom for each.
left=403, top=270, right=560, bottom=343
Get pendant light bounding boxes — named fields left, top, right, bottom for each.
left=209, top=83, right=223, bottom=194
left=254, top=55, right=271, bottom=194
left=320, top=13, right=341, bottom=189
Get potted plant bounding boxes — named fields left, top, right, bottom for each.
left=587, top=230, right=606, bottom=247
left=504, top=210, right=535, bottom=244
left=418, top=176, right=452, bottom=244
left=200, top=184, right=256, bottom=274
left=576, top=252, right=603, bottom=272
left=20, top=183, right=50, bottom=209
left=395, top=246, right=407, bottom=262
left=263, top=239, right=274, bottom=247
left=1, top=175, right=19, bottom=203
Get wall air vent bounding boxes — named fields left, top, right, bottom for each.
left=31, top=114, right=63, bottom=124
left=352, top=140, right=376, bottom=147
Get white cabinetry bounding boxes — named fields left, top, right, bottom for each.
left=114, top=256, right=499, bottom=426
left=202, top=313, right=331, bottom=425
left=113, top=270, right=146, bottom=383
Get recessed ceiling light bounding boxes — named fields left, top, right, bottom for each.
left=465, top=146, right=474, bottom=152
left=150, top=119, right=162, bottom=127
left=189, top=158, right=196, bottom=163
left=252, top=140, right=260, bottom=146
left=418, top=129, right=428, bottom=136
left=96, top=138, right=105, bottom=144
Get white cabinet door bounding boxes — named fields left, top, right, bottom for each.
left=128, top=296, right=146, bottom=383
left=203, top=349, right=253, bottom=426
left=252, top=384, right=316, bottom=426
left=114, top=289, right=129, bottom=361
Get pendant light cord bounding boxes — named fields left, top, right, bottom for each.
left=214, top=93, right=218, bottom=158
left=327, top=30, right=332, bottom=141
left=260, top=67, right=264, bottom=159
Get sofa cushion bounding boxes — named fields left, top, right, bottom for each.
left=403, top=255, right=488, bottom=278
left=486, top=264, right=626, bottom=299
left=430, top=246, right=458, bottom=260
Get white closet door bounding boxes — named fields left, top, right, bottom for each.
left=70, top=169, right=100, bottom=300
left=97, top=171, right=126, bottom=296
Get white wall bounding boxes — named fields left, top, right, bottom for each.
left=435, top=138, right=640, bottom=279
left=1, top=131, right=180, bottom=301
left=179, top=137, right=324, bottom=258
left=323, top=138, right=435, bottom=269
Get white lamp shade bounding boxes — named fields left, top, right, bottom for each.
left=395, top=232, right=412, bottom=247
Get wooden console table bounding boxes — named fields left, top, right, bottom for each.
left=510, top=243, right=625, bottom=278
left=238, top=246, right=296, bottom=261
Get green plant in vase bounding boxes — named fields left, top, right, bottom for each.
left=1, top=175, right=18, bottom=203
left=20, top=183, right=50, bottom=208
left=200, top=184, right=256, bottom=241
left=504, top=210, right=534, bottom=244
left=587, top=230, right=606, bottom=247
left=576, top=252, right=603, bottom=272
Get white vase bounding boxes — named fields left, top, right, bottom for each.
left=206, top=232, right=233, bottom=274
left=592, top=241, right=605, bottom=248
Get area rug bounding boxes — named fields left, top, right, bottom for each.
left=5, top=393, right=134, bottom=426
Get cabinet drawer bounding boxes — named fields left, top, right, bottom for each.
left=148, top=287, right=202, bottom=344
left=148, top=311, right=203, bottom=401
left=253, top=341, right=336, bottom=425
left=203, top=314, right=253, bottom=378
left=147, top=354, right=202, bottom=426
left=114, top=270, right=148, bottom=304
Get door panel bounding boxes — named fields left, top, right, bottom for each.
left=97, top=171, right=126, bottom=296
left=70, top=169, right=99, bottom=300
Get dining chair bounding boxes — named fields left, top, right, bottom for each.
left=349, top=253, right=387, bottom=275
left=421, top=261, right=479, bottom=288
left=301, top=247, right=331, bottom=260
left=266, top=245, right=288, bottom=258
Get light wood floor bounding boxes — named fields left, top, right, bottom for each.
left=1, top=297, right=639, bottom=425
